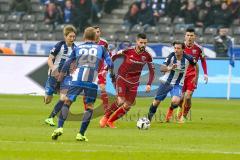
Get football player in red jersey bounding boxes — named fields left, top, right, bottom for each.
left=99, top=33, right=155, bottom=128
left=82, top=26, right=110, bottom=113
left=169, top=28, right=208, bottom=123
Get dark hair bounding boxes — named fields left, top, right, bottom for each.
left=185, top=28, right=195, bottom=33
left=172, top=40, right=185, bottom=49
left=137, top=33, right=147, bottom=39
left=92, top=25, right=100, bottom=30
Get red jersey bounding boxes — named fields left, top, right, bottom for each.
left=184, top=42, right=207, bottom=76
left=113, top=47, right=154, bottom=85
left=97, top=38, right=109, bottom=73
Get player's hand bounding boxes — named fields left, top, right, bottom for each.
left=168, top=64, right=177, bottom=71
left=204, top=74, right=208, bottom=84
left=145, top=85, right=151, bottom=93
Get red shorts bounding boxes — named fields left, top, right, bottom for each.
left=182, top=74, right=197, bottom=93
left=116, top=76, right=139, bottom=104
left=98, top=70, right=107, bottom=85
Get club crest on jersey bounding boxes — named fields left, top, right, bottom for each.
left=141, top=56, right=146, bottom=61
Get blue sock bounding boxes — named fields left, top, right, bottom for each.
left=80, top=108, right=93, bottom=136
left=49, top=100, right=64, bottom=118
left=148, top=103, right=158, bottom=121
left=58, top=104, right=70, bottom=128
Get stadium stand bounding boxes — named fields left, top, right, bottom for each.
left=0, top=0, right=239, bottom=45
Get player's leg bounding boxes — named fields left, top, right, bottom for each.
left=98, top=71, right=109, bottom=113
left=148, top=82, right=171, bottom=122
left=106, top=96, right=128, bottom=128
left=44, top=76, right=57, bottom=104
left=76, top=84, right=98, bottom=141
left=177, top=78, right=188, bottom=120
left=166, top=85, right=182, bottom=122
left=52, top=86, right=81, bottom=140
left=176, top=94, right=184, bottom=120
left=181, top=74, right=195, bottom=121
left=99, top=77, right=125, bottom=127
left=106, top=81, right=137, bottom=128
left=182, top=90, right=193, bottom=118
left=45, top=93, right=66, bottom=126
left=45, top=76, right=71, bottom=126
left=166, top=96, right=181, bottom=122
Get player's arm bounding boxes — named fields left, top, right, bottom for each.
left=160, top=52, right=176, bottom=72
left=146, top=61, right=155, bottom=92
left=48, top=42, right=62, bottom=71
left=199, top=53, right=208, bottom=84
left=102, top=47, right=115, bottom=81
left=58, top=50, right=76, bottom=82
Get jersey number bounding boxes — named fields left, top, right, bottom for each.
left=78, top=48, right=97, bottom=64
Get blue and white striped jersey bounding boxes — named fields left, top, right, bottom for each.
left=62, top=42, right=113, bottom=86
left=49, top=41, right=76, bottom=74
left=160, top=52, right=196, bottom=86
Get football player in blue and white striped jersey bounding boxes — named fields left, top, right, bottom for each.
left=44, top=25, right=77, bottom=126
left=51, top=27, right=114, bottom=141
left=147, top=40, right=196, bottom=123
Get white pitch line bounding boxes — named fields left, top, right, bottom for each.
left=0, top=140, right=240, bottom=155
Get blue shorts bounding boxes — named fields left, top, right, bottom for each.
left=67, top=82, right=98, bottom=104
left=155, top=81, right=182, bottom=101
left=45, top=76, right=72, bottom=96
left=45, top=76, right=57, bottom=96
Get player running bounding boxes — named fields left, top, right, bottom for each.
left=169, top=28, right=208, bottom=123
left=99, top=33, right=155, bottom=128
left=147, top=41, right=196, bottom=122
left=83, top=26, right=110, bottom=113
left=44, top=25, right=77, bottom=126
left=51, top=27, right=114, bottom=141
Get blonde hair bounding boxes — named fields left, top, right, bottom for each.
left=83, top=27, right=96, bottom=41
left=63, top=25, right=77, bottom=37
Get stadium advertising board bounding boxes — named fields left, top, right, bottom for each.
left=0, top=40, right=240, bottom=58
left=0, top=56, right=239, bottom=98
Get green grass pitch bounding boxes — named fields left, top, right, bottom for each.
left=0, top=95, right=239, bottom=160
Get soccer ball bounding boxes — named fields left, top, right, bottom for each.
left=137, top=117, right=150, bottom=130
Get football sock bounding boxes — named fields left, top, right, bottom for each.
left=49, top=100, right=64, bottom=118
left=148, top=103, right=158, bottom=121
left=80, top=108, right=93, bottom=136
left=183, top=99, right=191, bottom=117
left=108, top=107, right=127, bottom=122
left=58, top=104, right=70, bottom=128
left=101, top=90, right=109, bottom=113
left=105, top=101, right=119, bottom=118
left=170, top=103, right=178, bottom=110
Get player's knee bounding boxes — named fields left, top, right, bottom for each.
left=64, top=99, right=72, bottom=106
left=117, top=97, right=125, bottom=106
left=122, top=104, right=131, bottom=111
left=59, top=94, right=67, bottom=101
left=44, top=96, right=53, bottom=104
left=85, top=103, right=94, bottom=110
left=153, top=99, right=160, bottom=107
left=185, top=91, right=192, bottom=99
left=171, top=97, right=180, bottom=106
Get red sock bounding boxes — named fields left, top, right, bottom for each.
left=183, top=104, right=191, bottom=117
left=83, top=96, right=87, bottom=111
left=101, top=90, right=109, bottom=112
left=105, top=101, right=119, bottom=118
left=166, top=107, right=174, bottom=121
left=108, top=107, right=127, bottom=123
